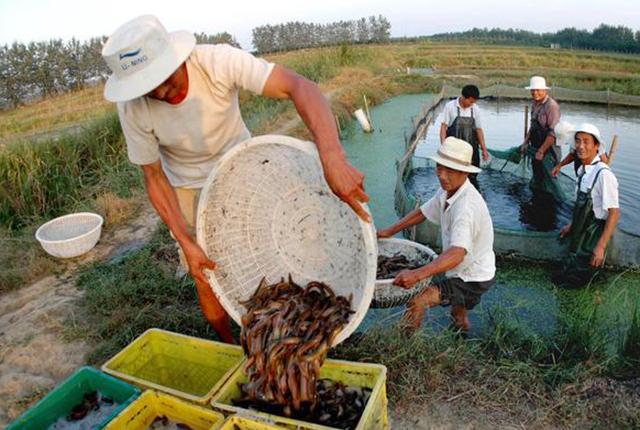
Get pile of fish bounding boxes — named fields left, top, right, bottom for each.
left=313, top=379, right=372, bottom=428
left=377, top=253, right=424, bottom=279
left=235, top=276, right=368, bottom=429
left=48, top=391, right=118, bottom=430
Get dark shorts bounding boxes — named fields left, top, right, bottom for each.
left=434, top=276, right=495, bottom=310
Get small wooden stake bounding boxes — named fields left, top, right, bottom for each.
left=607, top=135, right=619, bottom=166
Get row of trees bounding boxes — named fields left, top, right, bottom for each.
left=427, top=24, right=640, bottom=54
left=0, top=37, right=107, bottom=108
left=0, top=32, right=241, bottom=108
left=252, top=16, right=391, bottom=53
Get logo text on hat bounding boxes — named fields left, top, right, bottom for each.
left=119, top=48, right=142, bottom=60
left=120, top=50, right=149, bottom=72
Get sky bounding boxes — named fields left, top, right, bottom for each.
left=0, top=0, right=638, bottom=50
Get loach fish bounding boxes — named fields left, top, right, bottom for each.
left=233, top=276, right=370, bottom=429
left=377, top=253, right=424, bottom=279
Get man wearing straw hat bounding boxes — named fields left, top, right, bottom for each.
left=520, top=76, right=562, bottom=195
left=101, top=15, right=370, bottom=343
left=377, top=137, right=495, bottom=333
left=553, top=124, right=620, bottom=288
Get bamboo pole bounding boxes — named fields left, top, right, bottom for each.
left=524, top=105, right=529, bottom=138
left=607, top=135, right=619, bottom=166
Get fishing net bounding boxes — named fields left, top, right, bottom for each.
left=488, top=145, right=569, bottom=203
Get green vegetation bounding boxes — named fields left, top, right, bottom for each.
left=0, top=85, right=113, bottom=144
left=425, top=24, right=640, bottom=54
left=3, top=41, right=640, bottom=294
left=0, top=112, right=141, bottom=292
left=0, top=112, right=139, bottom=230
left=252, top=16, right=391, bottom=54
left=70, top=232, right=640, bottom=427
left=1, top=40, right=638, bottom=427
left=69, top=225, right=222, bottom=363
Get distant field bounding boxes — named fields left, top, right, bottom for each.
left=2, top=42, right=639, bottom=145
left=0, top=85, right=113, bottom=145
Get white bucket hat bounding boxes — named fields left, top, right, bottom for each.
left=102, top=15, right=196, bottom=102
left=428, top=137, right=481, bottom=173
left=573, top=123, right=602, bottom=145
left=525, top=76, right=550, bottom=90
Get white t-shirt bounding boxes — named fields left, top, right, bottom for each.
left=441, top=98, right=483, bottom=129
left=117, top=44, right=275, bottom=188
left=576, top=156, right=619, bottom=220
left=420, top=179, right=495, bottom=282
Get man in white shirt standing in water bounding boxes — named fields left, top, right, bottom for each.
left=102, top=15, right=370, bottom=343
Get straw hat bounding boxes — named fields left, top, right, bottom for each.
left=525, top=76, right=550, bottom=90
left=573, top=123, right=602, bottom=145
left=102, top=15, right=196, bottom=102
left=428, top=137, right=481, bottom=173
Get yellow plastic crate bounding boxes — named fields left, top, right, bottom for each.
left=105, top=390, right=224, bottom=429
left=217, top=416, right=288, bottom=430
left=102, top=328, right=244, bottom=405
left=211, top=358, right=389, bottom=430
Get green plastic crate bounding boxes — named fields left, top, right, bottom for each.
left=6, top=366, right=140, bottom=430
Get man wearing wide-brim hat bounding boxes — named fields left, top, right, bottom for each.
left=554, top=123, right=620, bottom=288
left=378, top=137, right=496, bottom=333
left=102, top=15, right=370, bottom=343
left=520, top=76, right=562, bottom=195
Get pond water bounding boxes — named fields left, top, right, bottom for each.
left=342, top=93, right=638, bottom=340
left=407, top=166, right=573, bottom=232
left=416, top=98, right=640, bottom=235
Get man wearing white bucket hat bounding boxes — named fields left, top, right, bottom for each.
left=551, top=121, right=609, bottom=177
left=102, top=15, right=370, bottom=343
left=520, top=76, right=562, bottom=195
left=378, top=137, right=496, bottom=333
left=553, top=123, right=620, bottom=288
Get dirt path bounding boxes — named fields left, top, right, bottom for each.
left=0, top=203, right=159, bottom=426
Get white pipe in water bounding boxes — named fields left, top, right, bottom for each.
left=353, top=108, right=372, bottom=133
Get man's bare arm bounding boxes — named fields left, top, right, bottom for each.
left=262, top=65, right=370, bottom=222
left=440, top=123, right=448, bottom=144
left=141, top=161, right=214, bottom=284
left=377, top=207, right=426, bottom=239
left=393, top=246, right=466, bottom=289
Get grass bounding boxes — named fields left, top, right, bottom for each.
left=67, top=230, right=640, bottom=427
left=69, top=224, right=234, bottom=364
left=0, top=112, right=143, bottom=293
left=3, top=41, right=640, bottom=425
left=0, top=85, right=113, bottom=144
left=0, top=112, right=140, bottom=230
